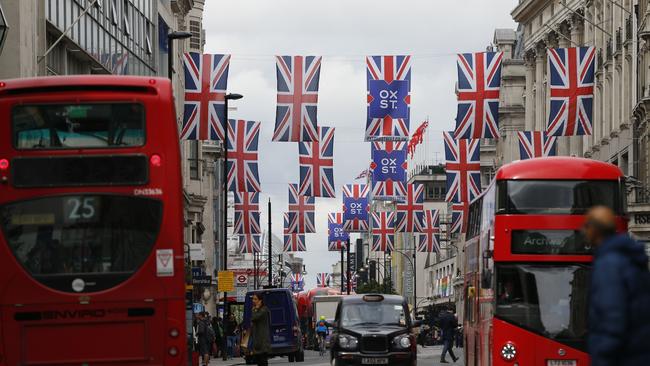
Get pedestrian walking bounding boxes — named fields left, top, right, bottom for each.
left=224, top=313, right=238, bottom=359
left=437, top=310, right=459, bottom=363
left=196, top=312, right=216, bottom=366
left=211, top=315, right=223, bottom=358
left=249, top=293, right=271, bottom=366
left=583, top=206, right=650, bottom=366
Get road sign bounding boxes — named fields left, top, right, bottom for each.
left=189, top=244, right=205, bottom=261
left=218, top=271, right=235, bottom=292
left=155, top=249, right=174, bottom=277
left=236, top=274, right=248, bottom=285
left=192, top=275, right=212, bottom=286
left=236, top=286, right=248, bottom=302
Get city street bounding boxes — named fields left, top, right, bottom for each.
left=2, top=0, right=650, bottom=365
left=209, top=346, right=463, bottom=366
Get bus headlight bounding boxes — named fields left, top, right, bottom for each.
left=338, top=334, right=358, bottom=350
left=168, top=346, right=178, bottom=356
left=169, top=328, right=179, bottom=338
left=500, top=342, right=517, bottom=361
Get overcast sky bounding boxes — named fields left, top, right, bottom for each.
left=203, top=0, right=517, bottom=289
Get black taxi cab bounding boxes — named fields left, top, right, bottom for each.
left=330, top=294, right=419, bottom=366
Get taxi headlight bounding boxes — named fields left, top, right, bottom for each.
left=338, top=334, right=358, bottom=350
left=393, top=335, right=411, bottom=349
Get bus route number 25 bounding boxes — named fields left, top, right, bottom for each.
left=65, top=197, right=98, bottom=222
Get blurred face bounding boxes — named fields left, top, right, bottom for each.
left=582, top=220, right=599, bottom=247
left=252, top=294, right=262, bottom=308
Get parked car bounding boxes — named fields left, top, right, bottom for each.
left=330, top=294, right=419, bottom=366
left=242, top=288, right=305, bottom=363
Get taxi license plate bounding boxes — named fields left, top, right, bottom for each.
left=547, top=360, right=577, bottom=366
left=362, top=358, right=388, bottom=364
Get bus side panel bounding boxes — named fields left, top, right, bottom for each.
left=492, top=318, right=589, bottom=366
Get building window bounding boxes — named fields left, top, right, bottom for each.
left=123, top=0, right=131, bottom=36
left=189, top=141, right=200, bottom=180
left=110, top=0, right=118, bottom=25
left=190, top=20, right=201, bottom=50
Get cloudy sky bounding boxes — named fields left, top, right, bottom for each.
left=203, top=0, right=517, bottom=289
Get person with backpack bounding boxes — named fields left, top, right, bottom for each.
left=315, top=316, right=329, bottom=356
left=196, top=312, right=215, bottom=366
left=584, top=206, right=650, bottom=366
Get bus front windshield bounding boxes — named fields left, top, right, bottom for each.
left=495, top=264, right=590, bottom=351
left=497, top=180, right=622, bottom=215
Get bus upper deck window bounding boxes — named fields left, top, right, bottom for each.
left=12, top=103, right=145, bottom=149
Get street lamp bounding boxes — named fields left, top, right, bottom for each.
left=167, top=31, right=192, bottom=79
left=221, top=92, right=243, bottom=360
left=0, top=2, right=8, bottom=56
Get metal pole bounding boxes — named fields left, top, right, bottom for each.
left=340, top=247, right=345, bottom=293
left=382, top=251, right=387, bottom=292
left=268, top=199, right=273, bottom=287
left=221, top=100, right=229, bottom=361
left=413, top=251, right=417, bottom=310
left=346, top=239, right=351, bottom=295
left=167, top=37, right=173, bottom=79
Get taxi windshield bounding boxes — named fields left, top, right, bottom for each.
left=341, top=302, right=408, bottom=327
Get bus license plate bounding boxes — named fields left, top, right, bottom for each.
left=362, top=358, right=388, bottom=364
left=547, top=360, right=576, bottom=366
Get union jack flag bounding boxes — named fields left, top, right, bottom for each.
left=273, top=56, right=321, bottom=142
left=366, top=55, right=412, bottom=141
left=395, top=184, right=424, bottom=233
left=416, top=209, right=441, bottom=253
left=444, top=132, right=481, bottom=204
left=233, top=192, right=260, bottom=234
left=450, top=202, right=468, bottom=234
left=227, top=119, right=261, bottom=192
left=342, top=272, right=357, bottom=292
left=181, top=53, right=230, bottom=141
left=284, top=233, right=306, bottom=252
left=371, top=211, right=395, bottom=252
left=316, top=273, right=330, bottom=287
left=283, top=213, right=306, bottom=251
left=299, top=126, right=335, bottom=197
left=517, top=131, right=557, bottom=160
left=290, top=273, right=304, bottom=292
left=454, top=52, right=503, bottom=139
left=342, top=184, right=370, bottom=233
left=239, top=234, right=261, bottom=254
left=287, top=184, right=315, bottom=233
left=370, top=141, right=407, bottom=201
left=328, top=212, right=349, bottom=251
left=546, top=47, right=595, bottom=136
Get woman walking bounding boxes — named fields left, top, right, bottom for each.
left=250, top=293, right=271, bottom=366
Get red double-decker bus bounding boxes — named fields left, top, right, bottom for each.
left=0, top=76, right=185, bottom=365
left=463, top=157, right=627, bottom=366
